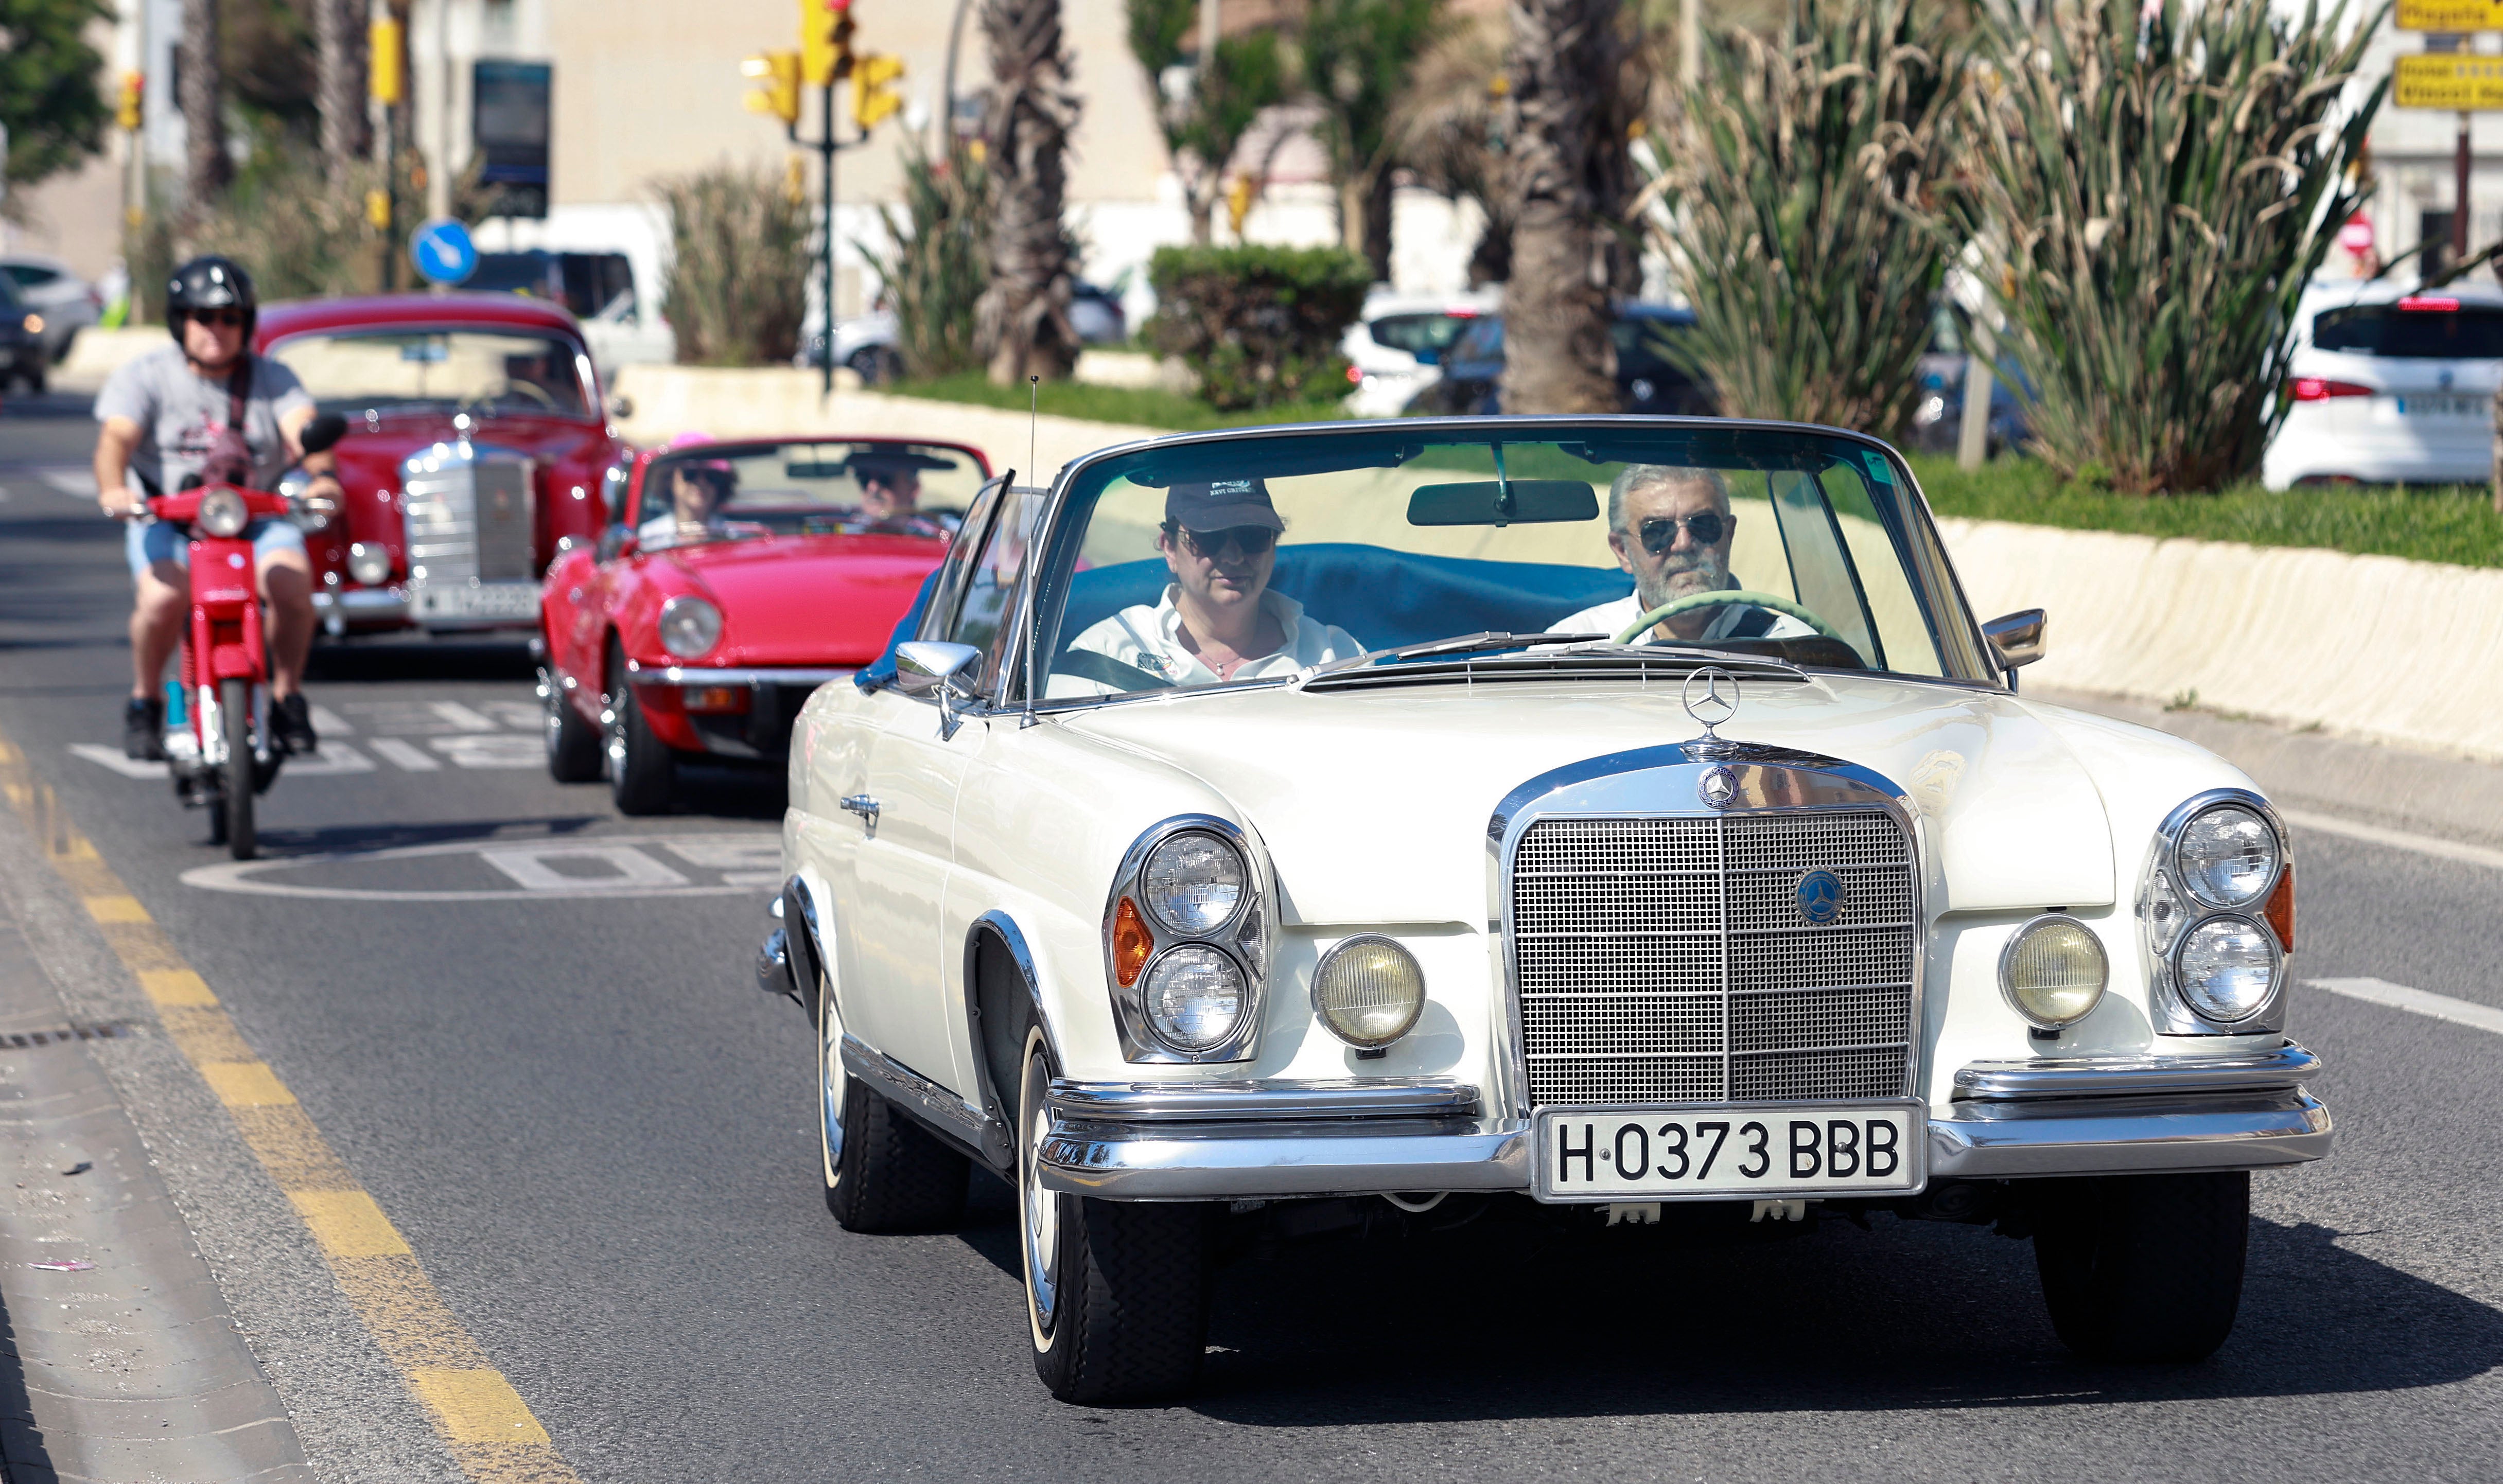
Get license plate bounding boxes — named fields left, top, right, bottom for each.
left=412, top=581, right=540, bottom=621
left=2395, top=394, right=2485, bottom=418
left=1534, top=1104, right=1923, bottom=1202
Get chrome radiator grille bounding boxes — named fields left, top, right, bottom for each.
left=403, top=457, right=535, bottom=582
left=1510, top=810, right=1916, bottom=1106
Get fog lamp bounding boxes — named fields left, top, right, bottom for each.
left=347, top=542, right=392, bottom=585
left=658, top=595, right=723, bottom=658
left=1998, top=915, right=2109, bottom=1029
left=2175, top=805, right=2280, bottom=909
left=1312, top=935, right=1425, bottom=1049
left=2175, top=916, right=2279, bottom=1023
left=1141, top=946, right=1245, bottom=1052
left=1141, top=832, right=1246, bottom=935
left=196, top=488, right=250, bottom=538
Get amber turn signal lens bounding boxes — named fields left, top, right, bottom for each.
left=680, top=685, right=748, bottom=713
left=1112, top=897, right=1153, bottom=987
left=2262, top=861, right=2295, bottom=952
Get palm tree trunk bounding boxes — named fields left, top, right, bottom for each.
left=317, top=0, right=371, bottom=174
left=975, top=0, right=1083, bottom=385
left=182, top=0, right=230, bottom=203
left=1497, top=0, right=1629, bottom=413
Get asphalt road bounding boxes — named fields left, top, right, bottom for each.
left=3, top=394, right=2501, bottom=1483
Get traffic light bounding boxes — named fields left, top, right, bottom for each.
left=116, top=72, right=144, bottom=132
left=802, top=0, right=855, bottom=87
left=371, top=17, right=405, bottom=104
left=851, top=54, right=905, bottom=131
left=744, top=50, right=802, bottom=125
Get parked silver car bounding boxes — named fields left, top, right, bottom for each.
left=0, top=256, right=102, bottom=364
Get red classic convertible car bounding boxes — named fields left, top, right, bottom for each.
left=257, top=292, right=627, bottom=637
left=538, top=434, right=989, bottom=812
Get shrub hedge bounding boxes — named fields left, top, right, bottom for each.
left=1144, top=244, right=1371, bottom=411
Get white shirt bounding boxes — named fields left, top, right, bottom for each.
left=1057, top=585, right=1364, bottom=695
left=1550, top=592, right=1817, bottom=644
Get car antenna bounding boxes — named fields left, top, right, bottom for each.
left=1027, top=375, right=1040, bottom=490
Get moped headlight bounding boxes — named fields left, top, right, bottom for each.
left=1998, top=915, right=2108, bottom=1029
left=1312, top=935, right=1425, bottom=1048
left=1141, top=832, right=1246, bottom=935
left=197, top=488, right=250, bottom=538
left=1141, top=946, right=1245, bottom=1052
left=347, top=542, right=392, bottom=585
left=2174, top=804, right=2280, bottom=909
left=2174, top=916, right=2279, bottom=1022
left=658, top=595, right=723, bottom=658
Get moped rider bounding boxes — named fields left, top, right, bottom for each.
left=93, top=257, right=336, bottom=759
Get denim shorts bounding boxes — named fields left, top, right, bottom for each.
left=126, top=516, right=306, bottom=580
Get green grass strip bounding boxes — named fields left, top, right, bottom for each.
left=881, top=372, right=1349, bottom=433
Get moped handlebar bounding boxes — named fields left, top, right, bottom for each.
left=145, top=484, right=295, bottom=533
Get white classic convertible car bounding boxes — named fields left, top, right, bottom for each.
left=756, top=416, right=2323, bottom=1403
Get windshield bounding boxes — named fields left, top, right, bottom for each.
left=631, top=439, right=991, bottom=549
left=268, top=328, right=592, bottom=416
left=2312, top=302, right=2503, bottom=359
left=1013, top=424, right=1984, bottom=702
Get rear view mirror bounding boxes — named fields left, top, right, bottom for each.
left=299, top=412, right=350, bottom=454
left=1407, top=479, right=1598, bottom=527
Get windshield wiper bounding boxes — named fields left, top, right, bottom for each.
left=1308, top=631, right=1606, bottom=677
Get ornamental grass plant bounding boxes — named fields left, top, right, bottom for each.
left=1642, top=0, right=1966, bottom=440
left=864, top=143, right=993, bottom=379
left=653, top=164, right=811, bottom=367
left=1952, top=0, right=2387, bottom=493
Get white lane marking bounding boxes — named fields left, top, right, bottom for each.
left=367, top=738, right=441, bottom=771
left=2306, top=978, right=2503, bottom=1037
left=2280, top=808, right=2503, bottom=874
left=38, top=468, right=96, bottom=498
left=659, top=837, right=783, bottom=887
left=481, top=700, right=541, bottom=731
left=428, top=700, right=501, bottom=732
left=69, top=742, right=375, bottom=777
left=428, top=734, right=540, bottom=769
left=478, top=844, right=690, bottom=892
left=307, top=704, right=352, bottom=737
left=181, top=832, right=773, bottom=901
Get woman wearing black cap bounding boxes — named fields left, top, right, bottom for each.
left=1064, top=478, right=1363, bottom=687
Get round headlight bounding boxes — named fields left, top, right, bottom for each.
left=2175, top=805, right=2279, bottom=909
left=1141, top=832, right=1246, bottom=936
left=658, top=595, right=724, bottom=658
left=197, top=487, right=250, bottom=538
left=1312, top=935, right=1425, bottom=1048
left=347, top=542, right=392, bottom=585
left=1141, top=946, right=1245, bottom=1052
left=2174, top=916, right=2280, bottom=1022
left=1998, top=915, right=2109, bottom=1029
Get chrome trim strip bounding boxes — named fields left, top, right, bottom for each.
left=1952, top=1041, right=2320, bottom=1100
left=839, top=1032, right=996, bottom=1154
left=1036, top=1119, right=1532, bottom=1199
left=627, top=665, right=856, bottom=686
left=1049, top=1077, right=1480, bottom=1123
left=311, top=588, right=410, bottom=620
left=1928, top=1089, right=2332, bottom=1176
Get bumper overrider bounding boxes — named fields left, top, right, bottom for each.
left=1031, top=1044, right=2330, bottom=1200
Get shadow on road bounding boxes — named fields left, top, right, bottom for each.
left=236, top=815, right=615, bottom=859
left=307, top=640, right=539, bottom=685
left=0, top=1276, right=56, bottom=1479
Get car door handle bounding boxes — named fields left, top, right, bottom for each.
left=839, top=794, right=880, bottom=837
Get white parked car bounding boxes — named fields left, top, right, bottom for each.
left=0, top=255, right=102, bottom=363
left=2263, top=278, right=2503, bottom=488
left=1341, top=288, right=1499, bottom=417
left=758, top=415, right=2327, bottom=1404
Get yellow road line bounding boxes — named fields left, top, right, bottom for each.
left=0, top=726, right=581, bottom=1482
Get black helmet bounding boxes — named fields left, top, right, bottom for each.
left=167, top=256, right=258, bottom=342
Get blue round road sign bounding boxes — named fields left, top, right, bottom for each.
left=408, top=218, right=479, bottom=287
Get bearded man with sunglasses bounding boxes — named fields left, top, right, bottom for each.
left=1551, top=464, right=1816, bottom=646
left=92, top=256, right=334, bottom=759
left=1067, top=478, right=1363, bottom=688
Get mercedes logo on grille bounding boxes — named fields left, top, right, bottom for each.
left=1698, top=766, right=1739, bottom=810
left=1796, top=869, right=1846, bottom=924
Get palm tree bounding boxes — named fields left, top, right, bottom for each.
left=1497, top=0, right=1638, bottom=413
left=182, top=0, right=230, bottom=201
left=1386, top=13, right=1512, bottom=285
left=316, top=0, right=371, bottom=174
left=974, top=0, right=1084, bottom=385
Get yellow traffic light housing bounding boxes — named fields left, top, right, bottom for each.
left=744, top=50, right=802, bottom=126
left=116, top=72, right=144, bottom=132
left=851, top=53, right=906, bottom=131
left=803, top=0, right=856, bottom=86
left=370, top=18, right=405, bottom=104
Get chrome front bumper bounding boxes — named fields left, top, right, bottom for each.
left=1032, top=1043, right=2332, bottom=1200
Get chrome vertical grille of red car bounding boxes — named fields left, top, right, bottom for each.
left=1509, top=810, right=1916, bottom=1106
left=402, top=453, right=536, bottom=587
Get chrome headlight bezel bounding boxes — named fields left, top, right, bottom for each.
left=2137, top=788, right=2291, bottom=1035
left=1100, top=815, right=1274, bottom=1064
left=1997, top=913, right=2110, bottom=1030
left=196, top=487, right=250, bottom=538
left=657, top=594, right=724, bottom=659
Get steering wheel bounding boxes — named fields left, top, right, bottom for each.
left=1611, top=589, right=1844, bottom=645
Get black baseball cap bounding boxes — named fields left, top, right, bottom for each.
left=1165, top=477, right=1283, bottom=532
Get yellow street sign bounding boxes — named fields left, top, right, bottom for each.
left=2395, top=53, right=2503, bottom=109
left=2398, top=0, right=2503, bottom=30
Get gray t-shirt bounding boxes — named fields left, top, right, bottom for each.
left=93, top=346, right=314, bottom=494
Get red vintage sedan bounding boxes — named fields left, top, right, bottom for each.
left=256, top=292, right=626, bottom=637
left=538, top=435, right=987, bottom=812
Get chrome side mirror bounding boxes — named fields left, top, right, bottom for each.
left=1983, top=608, right=2047, bottom=678
left=896, top=640, right=986, bottom=739
left=606, top=393, right=635, bottom=420
left=594, top=526, right=636, bottom=564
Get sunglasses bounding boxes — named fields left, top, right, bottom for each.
left=187, top=309, right=247, bottom=329
left=1176, top=524, right=1277, bottom=558
left=1637, top=510, right=1727, bottom=553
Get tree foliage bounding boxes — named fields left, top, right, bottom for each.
left=1302, top=0, right=1450, bottom=279
left=1125, top=0, right=1288, bottom=241
left=864, top=143, right=994, bottom=379
left=653, top=165, right=812, bottom=367
left=0, top=0, right=113, bottom=199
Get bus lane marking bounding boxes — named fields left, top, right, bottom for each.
left=369, top=738, right=441, bottom=771
left=69, top=742, right=379, bottom=779
left=182, top=832, right=776, bottom=902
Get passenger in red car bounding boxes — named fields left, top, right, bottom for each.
left=638, top=460, right=736, bottom=547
